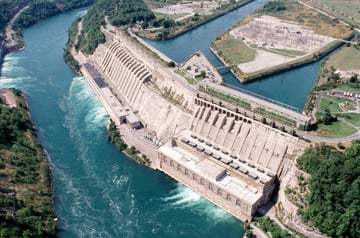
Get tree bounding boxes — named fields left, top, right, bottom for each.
left=322, top=108, right=336, bottom=125
left=167, top=61, right=176, bottom=67
left=162, top=19, right=175, bottom=28
left=296, top=141, right=360, bottom=237
left=130, top=146, right=137, bottom=154
left=141, top=21, right=149, bottom=29
left=350, top=74, right=358, bottom=83
left=245, top=230, right=253, bottom=238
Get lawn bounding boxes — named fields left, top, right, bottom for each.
left=319, top=94, right=356, bottom=112
left=212, top=36, right=256, bottom=65
left=315, top=121, right=357, bottom=138
left=154, top=12, right=189, bottom=21
left=302, top=0, right=360, bottom=28
left=319, top=96, right=342, bottom=112
left=326, top=46, right=360, bottom=71
left=335, top=84, right=360, bottom=94
left=175, top=69, right=196, bottom=84
left=270, top=48, right=306, bottom=57
left=339, top=113, right=360, bottom=127
left=256, top=0, right=352, bottom=38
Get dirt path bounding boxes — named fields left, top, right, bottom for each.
left=0, top=89, right=17, bottom=107
left=5, top=5, right=29, bottom=50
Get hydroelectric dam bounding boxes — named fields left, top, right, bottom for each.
left=76, top=27, right=310, bottom=222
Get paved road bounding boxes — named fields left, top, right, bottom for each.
left=297, top=128, right=360, bottom=143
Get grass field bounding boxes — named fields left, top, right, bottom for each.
left=256, top=1, right=353, bottom=39
left=270, top=48, right=307, bottom=57
left=316, top=44, right=360, bottom=86
left=315, top=120, right=357, bottom=138
left=145, top=0, right=181, bottom=8
left=154, top=12, right=189, bottom=21
left=339, top=113, right=360, bottom=127
left=335, top=84, right=360, bottom=93
left=212, top=36, right=256, bottom=65
left=325, top=46, right=360, bottom=71
left=302, top=0, right=360, bottom=28
left=319, top=95, right=342, bottom=112
left=319, top=94, right=356, bottom=112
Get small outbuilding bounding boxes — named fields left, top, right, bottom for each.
left=126, top=112, right=141, bottom=129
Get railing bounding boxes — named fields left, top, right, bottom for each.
left=222, top=83, right=300, bottom=112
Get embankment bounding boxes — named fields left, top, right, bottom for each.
left=140, top=0, right=255, bottom=41
left=211, top=33, right=355, bottom=84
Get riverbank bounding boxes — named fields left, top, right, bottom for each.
left=0, top=89, right=56, bottom=237
left=0, top=1, right=95, bottom=74
left=226, top=36, right=351, bottom=83
left=138, top=0, right=256, bottom=41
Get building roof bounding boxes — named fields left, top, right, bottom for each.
left=126, top=111, right=140, bottom=124
left=195, top=159, right=225, bottom=181
left=158, top=145, right=263, bottom=205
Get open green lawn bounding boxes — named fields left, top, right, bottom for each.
left=339, top=113, right=360, bottom=127
left=319, top=94, right=356, bottom=112
left=319, top=96, right=342, bottom=112
left=175, top=69, right=197, bottom=84
left=302, top=0, right=360, bottom=27
left=316, top=121, right=357, bottom=138
left=154, top=12, right=189, bottom=21
left=212, top=36, right=256, bottom=65
left=335, top=84, right=360, bottom=94
left=269, top=48, right=306, bottom=57
left=326, top=46, right=360, bottom=71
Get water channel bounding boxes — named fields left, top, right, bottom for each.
left=0, top=0, right=325, bottom=237
left=145, top=0, right=322, bottom=110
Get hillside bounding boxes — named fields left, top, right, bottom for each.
left=296, top=142, right=360, bottom=237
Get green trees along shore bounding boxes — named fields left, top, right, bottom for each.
left=297, top=142, right=360, bottom=237
left=0, top=89, right=56, bottom=237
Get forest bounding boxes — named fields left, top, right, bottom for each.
left=76, top=0, right=154, bottom=54
left=12, top=0, right=95, bottom=34
left=297, top=142, right=360, bottom=237
left=0, top=89, right=56, bottom=237
left=0, top=0, right=30, bottom=37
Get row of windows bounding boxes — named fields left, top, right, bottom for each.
left=163, top=156, right=242, bottom=207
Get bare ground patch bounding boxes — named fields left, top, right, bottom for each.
left=229, top=15, right=336, bottom=74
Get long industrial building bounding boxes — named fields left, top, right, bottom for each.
left=157, top=99, right=306, bottom=221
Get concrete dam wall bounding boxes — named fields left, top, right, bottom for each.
left=83, top=35, right=308, bottom=221
left=94, top=40, right=192, bottom=141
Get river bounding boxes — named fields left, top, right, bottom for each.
left=0, top=7, right=246, bottom=238
left=0, top=1, right=323, bottom=237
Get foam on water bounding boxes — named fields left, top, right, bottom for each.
left=163, top=184, right=202, bottom=205
left=164, top=183, right=234, bottom=224
left=64, top=76, right=108, bottom=137
left=0, top=55, right=34, bottom=90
